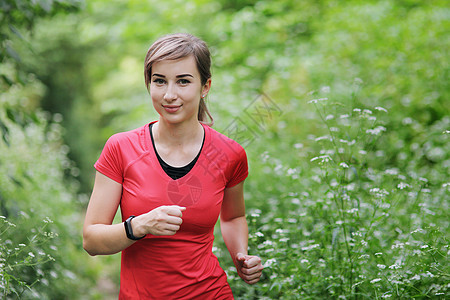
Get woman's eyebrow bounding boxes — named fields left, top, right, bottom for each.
left=176, top=74, right=194, bottom=78
left=152, top=73, right=194, bottom=78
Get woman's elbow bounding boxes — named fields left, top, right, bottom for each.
left=82, top=231, right=99, bottom=256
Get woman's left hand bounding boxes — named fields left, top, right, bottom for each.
left=235, top=253, right=264, bottom=284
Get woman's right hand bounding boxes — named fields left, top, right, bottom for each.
left=132, top=205, right=186, bottom=237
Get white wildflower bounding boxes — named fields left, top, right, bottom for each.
left=375, top=106, right=388, bottom=113
left=397, top=182, right=411, bottom=189
left=255, top=232, right=264, bottom=237
left=320, top=86, right=330, bottom=93
left=347, top=208, right=358, bottom=214
left=310, top=155, right=332, bottom=163
left=384, top=168, right=398, bottom=175
left=421, top=245, right=429, bottom=249
left=370, top=188, right=389, bottom=198
left=370, top=278, right=382, bottom=283
left=43, top=217, right=53, bottom=223
left=419, top=177, right=428, bottom=183
left=410, top=274, right=420, bottom=280
left=421, top=271, right=434, bottom=278
left=375, top=252, right=383, bottom=256
left=389, top=263, right=401, bottom=269
left=353, top=108, right=361, bottom=113
left=315, top=136, right=331, bottom=142
left=300, top=259, right=309, bottom=264
left=308, top=98, right=328, bottom=104
left=363, top=109, right=373, bottom=114
left=291, top=198, right=300, bottom=205
left=377, top=264, right=386, bottom=269
left=392, top=242, right=404, bottom=249
left=287, top=168, right=297, bottom=176
left=294, top=143, right=303, bottom=149
left=413, top=250, right=422, bottom=256
left=28, top=252, right=35, bottom=258
left=340, top=114, right=350, bottom=119
left=366, top=126, right=386, bottom=135
left=402, top=117, right=413, bottom=125
left=340, top=162, right=349, bottom=168
left=263, top=258, right=276, bottom=268
left=301, top=244, right=320, bottom=251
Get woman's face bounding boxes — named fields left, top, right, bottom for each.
left=150, top=55, right=210, bottom=125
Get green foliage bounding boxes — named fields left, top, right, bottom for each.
left=219, top=92, right=448, bottom=298
left=1, top=216, right=57, bottom=297
left=0, top=1, right=99, bottom=298
left=0, top=64, right=97, bottom=297
left=1, top=0, right=448, bottom=298
left=0, top=0, right=83, bottom=65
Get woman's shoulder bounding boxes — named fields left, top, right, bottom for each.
left=204, top=125, right=246, bottom=156
left=104, top=124, right=149, bottom=149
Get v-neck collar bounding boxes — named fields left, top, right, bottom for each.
left=146, top=121, right=208, bottom=181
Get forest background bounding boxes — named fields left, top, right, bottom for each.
left=0, top=0, right=448, bottom=299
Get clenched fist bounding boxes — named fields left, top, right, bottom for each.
left=132, top=205, right=186, bottom=237
left=236, top=253, right=264, bottom=284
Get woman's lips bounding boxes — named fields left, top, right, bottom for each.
left=163, top=105, right=182, bottom=113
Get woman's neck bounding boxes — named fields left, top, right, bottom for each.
left=153, top=118, right=204, bottom=148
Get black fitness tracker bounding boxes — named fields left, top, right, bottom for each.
left=124, top=215, right=146, bottom=240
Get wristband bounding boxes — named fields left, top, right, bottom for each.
left=124, top=215, right=146, bottom=240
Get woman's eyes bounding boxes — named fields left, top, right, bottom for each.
left=152, top=78, right=191, bottom=85
left=178, top=79, right=190, bottom=85
left=153, top=78, right=166, bottom=85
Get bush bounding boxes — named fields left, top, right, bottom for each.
left=214, top=87, right=448, bottom=299
left=0, top=62, right=96, bottom=298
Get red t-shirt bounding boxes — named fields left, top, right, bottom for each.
left=94, top=122, right=248, bottom=299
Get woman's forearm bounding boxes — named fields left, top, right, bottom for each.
left=220, top=215, right=249, bottom=264
left=83, top=222, right=135, bottom=256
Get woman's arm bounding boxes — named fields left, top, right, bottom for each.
left=83, top=171, right=185, bottom=256
left=220, top=181, right=263, bottom=284
left=83, top=172, right=134, bottom=256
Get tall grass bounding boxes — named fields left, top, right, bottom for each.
left=214, top=86, right=449, bottom=299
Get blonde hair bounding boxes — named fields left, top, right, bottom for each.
left=144, top=33, right=213, bottom=126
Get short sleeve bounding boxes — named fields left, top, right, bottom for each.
left=226, top=146, right=248, bottom=188
left=94, top=135, right=124, bottom=184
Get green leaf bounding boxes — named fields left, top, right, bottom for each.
left=5, top=44, right=21, bottom=62
left=8, top=24, right=24, bottom=40
left=0, top=120, right=10, bottom=146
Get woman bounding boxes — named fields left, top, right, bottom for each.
left=83, top=33, right=263, bottom=299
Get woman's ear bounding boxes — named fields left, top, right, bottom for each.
left=201, top=78, right=212, bottom=97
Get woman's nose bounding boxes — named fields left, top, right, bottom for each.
left=163, top=83, right=177, bottom=101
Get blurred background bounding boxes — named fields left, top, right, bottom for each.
left=0, top=0, right=448, bottom=298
